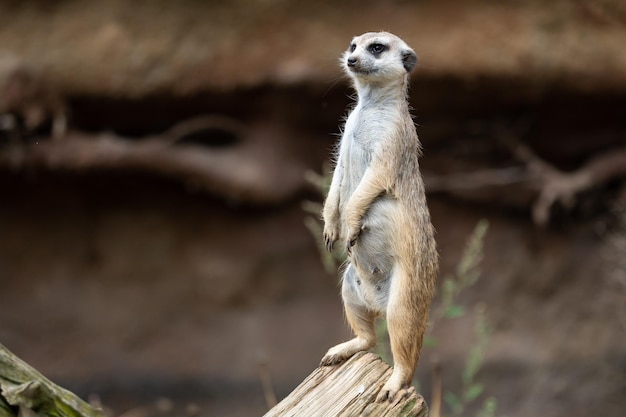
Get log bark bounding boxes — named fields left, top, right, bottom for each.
left=264, top=352, right=428, bottom=417
left=0, top=343, right=104, bottom=417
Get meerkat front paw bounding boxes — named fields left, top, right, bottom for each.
left=344, top=207, right=363, bottom=250
left=345, top=224, right=363, bottom=253
left=323, top=222, right=339, bottom=252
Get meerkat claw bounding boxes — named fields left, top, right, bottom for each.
left=376, top=381, right=413, bottom=403
left=346, top=228, right=360, bottom=253
left=376, top=389, right=390, bottom=403
left=319, top=352, right=347, bottom=367
left=375, top=387, right=400, bottom=403
left=345, top=240, right=353, bottom=256
left=324, top=233, right=336, bottom=252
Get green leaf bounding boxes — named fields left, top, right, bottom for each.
left=441, top=278, right=457, bottom=307
left=444, top=392, right=462, bottom=415
left=477, top=397, right=497, bottom=417
left=444, top=305, right=465, bottom=318
left=462, top=345, right=483, bottom=385
left=463, top=383, right=484, bottom=402
left=462, top=306, right=491, bottom=384
left=442, top=277, right=457, bottom=292
left=423, top=335, right=438, bottom=348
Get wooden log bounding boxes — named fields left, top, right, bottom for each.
left=0, top=343, right=104, bottom=417
left=264, top=352, right=428, bottom=417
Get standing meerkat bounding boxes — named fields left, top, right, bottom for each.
left=320, top=31, right=438, bottom=402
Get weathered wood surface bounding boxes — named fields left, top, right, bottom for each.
left=0, top=342, right=104, bottom=417
left=264, top=352, right=428, bottom=417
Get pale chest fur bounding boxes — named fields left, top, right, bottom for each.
left=339, top=102, right=399, bottom=204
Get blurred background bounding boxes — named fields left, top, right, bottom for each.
left=0, top=1, right=625, bottom=416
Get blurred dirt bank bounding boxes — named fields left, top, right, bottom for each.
left=1, top=0, right=625, bottom=94
left=0, top=1, right=625, bottom=417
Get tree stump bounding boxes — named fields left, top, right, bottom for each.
left=0, top=343, right=104, bottom=417
left=264, top=352, right=428, bottom=417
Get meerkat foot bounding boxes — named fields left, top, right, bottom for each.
left=319, top=351, right=348, bottom=367
left=319, top=343, right=355, bottom=366
left=376, top=370, right=412, bottom=403
left=320, top=337, right=371, bottom=367
left=376, top=382, right=415, bottom=403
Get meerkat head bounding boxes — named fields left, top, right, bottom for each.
left=342, top=32, right=417, bottom=83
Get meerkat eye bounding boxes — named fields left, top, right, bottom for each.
left=349, top=43, right=356, bottom=52
left=368, top=43, right=387, bottom=55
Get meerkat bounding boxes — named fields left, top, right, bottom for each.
left=320, top=31, right=438, bottom=403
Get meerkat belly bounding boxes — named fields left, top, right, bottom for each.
left=349, top=196, right=399, bottom=313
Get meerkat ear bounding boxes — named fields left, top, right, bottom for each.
left=401, top=49, right=417, bottom=72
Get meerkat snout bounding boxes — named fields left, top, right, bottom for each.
left=347, top=57, right=357, bottom=67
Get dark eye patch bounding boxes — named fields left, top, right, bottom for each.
left=368, top=43, right=388, bottom=55
left=349, top=43, right=356, bottom=52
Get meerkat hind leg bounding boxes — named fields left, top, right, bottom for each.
left=376, top=268, right=425, bottom=402
left=320, top=301, right=377, bottom=366
left=377, top=329, right=418, bottom=402
left=320, top=266, right=377, bottom=366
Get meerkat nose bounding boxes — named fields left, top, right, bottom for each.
left=347, top=57, right=357, bottom=67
